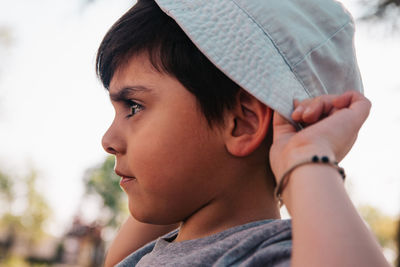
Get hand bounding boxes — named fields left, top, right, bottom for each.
left=269, top=90, right=371, bottom=184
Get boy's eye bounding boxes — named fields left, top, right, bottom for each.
left=125, top=100, right=143, bottom=118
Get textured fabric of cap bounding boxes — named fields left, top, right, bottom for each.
left=154, top=0, right=363, bottom=128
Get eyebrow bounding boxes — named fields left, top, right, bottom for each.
left=109, top=85, right=152, bottom=102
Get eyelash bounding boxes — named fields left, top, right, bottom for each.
left=124, top=100, right=144, bottom=118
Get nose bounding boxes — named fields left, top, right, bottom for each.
left=101, top=119, right=126, bottom=155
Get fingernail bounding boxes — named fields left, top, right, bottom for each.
left=293, top=106, right=304, bottom=114
left=304, top=107, right=312, bottom=115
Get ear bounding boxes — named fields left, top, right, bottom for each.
left=225, top=89, right=273, bottom=157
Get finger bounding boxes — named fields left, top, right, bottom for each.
left=330, top=106, right=340, bottom=115
left=292, top=105, right=305, bottom=121
left=333, top=91, right=353, bottom=109
left=301, top=98, right=333, bottom=123
left=324, top=91, right=371, bottom=156
left=294, top=95, right=337, bottom=124
left=333, top=91, right=371, bottom=114
left=292, top=98, right=313, bottom=121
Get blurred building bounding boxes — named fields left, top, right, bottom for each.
left=0, top=216, right=105, bottom=267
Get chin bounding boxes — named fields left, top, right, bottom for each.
left=128, top=201, right=181, bottom=225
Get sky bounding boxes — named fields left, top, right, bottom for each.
left=0, top=0, right=399, bottom=235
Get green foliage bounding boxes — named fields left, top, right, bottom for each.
left=84, top=156, right=128, bottom=227
left=21, top=170, right=52, bottom=243
left=0, top=169, right=52, bottom=244
left=0, top=171, right=13, bottom=209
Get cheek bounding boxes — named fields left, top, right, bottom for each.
left=125, top=108, right=225, bottom=217
left=131, top=113, right=221, bottom=186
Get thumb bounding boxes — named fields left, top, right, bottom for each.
left=272, top=111, right=297, bottom=142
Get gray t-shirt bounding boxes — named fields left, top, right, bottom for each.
left=116, top=219, right=292, bottom=266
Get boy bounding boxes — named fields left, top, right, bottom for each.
left=97, top=0, right=390, bottom=266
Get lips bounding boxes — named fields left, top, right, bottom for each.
left=115, top=170, right=134, bottom=178
left=115, top=170, right=136, bottom=185
left=120, top=176, right=135, bottom=185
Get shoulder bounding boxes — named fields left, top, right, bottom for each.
left=115, top=229, right=179, bottom=267
left=215, top=219, right=292, bottom=266
left=117, top=219, right=292, bottom=267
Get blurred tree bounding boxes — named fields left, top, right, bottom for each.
left=0, top=168, right=52, bottom=263
left=359, top=204, right=398, bottom=249
left=0, top=171, right=13, bottom=214
left=0, top=171, right=15, bottom=259
left=1, top=169, right=52, bottom=242
left=0, top=26, right=13, bottom=81
left=360, top=0, right=400, bottom=20
left=359, top=0, right=400, bottom=32
left=83, top=156, right=128, bottom=228
left=0, top=171, right=17, bottom=232
left=0, top=27, right=13, bottom=48
left=20, top=170, right=52, bottom=244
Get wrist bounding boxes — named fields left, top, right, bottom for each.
left=274, top=145, right=336, bottom=183
left=280, top=161, right=346, bottom=211
left=275, top=154, right=345, bottom=206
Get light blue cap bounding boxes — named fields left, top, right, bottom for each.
left=154, top=0, right=363, bottom=128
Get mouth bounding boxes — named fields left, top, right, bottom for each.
left=120, top=176, right=136, bottom=185
left=115, top=170, right=136, bottom=185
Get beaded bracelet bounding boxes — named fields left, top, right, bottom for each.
left=275, top=155, right=346, bottom=206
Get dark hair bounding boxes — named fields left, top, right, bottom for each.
left=96, top=0, right=240, bottom=126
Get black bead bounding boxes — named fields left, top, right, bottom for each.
left=312, top=155, right=319, bottom=162
left=321, top=156, right=329, bottom=163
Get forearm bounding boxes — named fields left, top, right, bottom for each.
left=282, top=158, right=390, bottom=267
left=104, top=216, right=179, bottom=267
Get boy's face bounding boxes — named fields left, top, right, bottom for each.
left=102, top=54, right=231, bottom=224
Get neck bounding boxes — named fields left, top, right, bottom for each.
left=175, top=159, right=280, bottom=242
